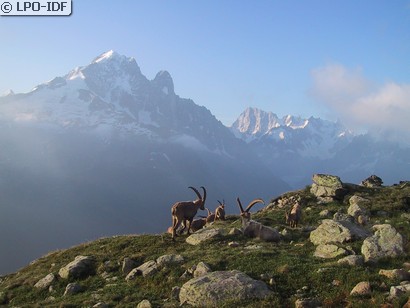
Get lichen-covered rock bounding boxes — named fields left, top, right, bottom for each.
left=337, top=255, right=364, bottom=266
left=348, top=195, right=370, bottom=224
left=361, top=224, right=404, bottom=263
left=310, top=219, right=370, bottom=246
left=156, top=254, right=184, bottom=267
left=58, top=256, right=95, bottom=279
left=310, top=174, right=347, bottom=202
left=137, top=260, right=158, bottom=278
left=314, top=244, right=348, bottom=259
left=193, top=262, right=211, bottom=277
left=186, top=228, right=221, bottom=245
left=34, top=273, right=56, bottom=290
left=179, top=270, right=273, bottom=306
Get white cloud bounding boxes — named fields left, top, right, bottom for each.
left=310, top=63, right=410, bottom=144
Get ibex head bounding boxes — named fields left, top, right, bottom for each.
left=236, top=197, right=265, bottom=223
left=189, top=186, right=207, bottom=210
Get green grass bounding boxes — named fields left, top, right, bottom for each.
left=1, top=184, right=410, bottom=307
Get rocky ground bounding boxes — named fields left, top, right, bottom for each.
left=1, top=174, right=410, bottom=307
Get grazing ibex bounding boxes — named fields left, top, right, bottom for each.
left=237, top=197, right=280, bottom=242
left=205, top=200, right=226, bottom=224
left=285, top=202, right=302, bottom=228
left=171, top=186, right=207, bottom=240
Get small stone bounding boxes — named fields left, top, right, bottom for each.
left=64, top=283, right=84, bottom=296
left=93, top=302, right=110, bottom=308
left=295, top=298, right=322, bottom=308
left=337, top=255, right=364, bottom=266
left=193, top=262, right=211, bottom=278
left=350, top=281, right=371, bottom=296
left=137, top=299, right=152, bottom=308
left=229, top=228, right=242, bottom=235
left=228, top=241, right=239, bottom=247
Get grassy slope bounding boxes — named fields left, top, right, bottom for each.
left=1, top=184, right=410, bottom=307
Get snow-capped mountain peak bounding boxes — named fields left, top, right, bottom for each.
left=92, top=50, right=118, bottom=63
left=231, top=107, right=354, bottom=159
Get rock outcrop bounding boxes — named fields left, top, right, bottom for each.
left=361, top=224, right=404, bottom=263
left=361, top=175, right=383, bottom=188
left=186, top=228, right=222, bottom=245
left=58, top=256, right=95, bottom=280
left=310, top=174, right=348, bottom=202
left=310, top=219, right=370, bottom=246
left=179, top=270, right=273, bottom=306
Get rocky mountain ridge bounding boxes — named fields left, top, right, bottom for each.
left=1, top=173, right=409, bottom=307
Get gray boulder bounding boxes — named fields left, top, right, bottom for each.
left=337, top=255, right=364, bottom=266
left=310, top=219, right=370, bottom=246
left=34, top=273, right=56, bottom=290
left=186, top=228, right=222, bottom=245
left=179, top=270, right=273, bottom=306
left=314, top=244, right=348, bottom=259
left=361, top=224, right=404, bottom=262
left=361, top=175, right=383, bottom=188
left=63, top=282, right=84, bottom=296
left=388, top=283, right=410, bottom=300
left=156, top=254, right=184, bottom=267
left=310, top=174, right=347, bottom=202
left=58, top=256, right=95, bottom=279
left=126, top=260, right=158, bottom=280
left=122, top=258, right=138, bottom=276
left=348, top=195, right=370, bottom=224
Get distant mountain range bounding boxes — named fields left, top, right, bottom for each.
left=0, top=50, right=409, bottom=275
left=230, top=107, right=410, bottom=187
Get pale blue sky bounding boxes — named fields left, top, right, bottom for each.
left=1, top=0, right=410, bottom=132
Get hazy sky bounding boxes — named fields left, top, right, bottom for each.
left=1, top=1, right=410, bottom=133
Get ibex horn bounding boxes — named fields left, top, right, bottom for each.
left=245, top=199, right=265, bottom=213
left=188, top=186, right=202, bottom=200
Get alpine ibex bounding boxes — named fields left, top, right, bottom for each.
left=171, top=186, right=207, bottom=240
left=215, top=200, right=226, bottom=221
left=285, top=202, right=302, bottom=228
left=237, top=197, right=280, bottom=242
left=205, top=200, right=226, bottom=224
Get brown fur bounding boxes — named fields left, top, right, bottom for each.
left=285, top=203, right=302, bottom=228
left=171, top=186, right=206, bottom=240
